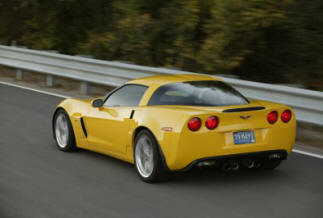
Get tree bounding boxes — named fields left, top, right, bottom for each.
left=0, top=0, right=322, bottom=90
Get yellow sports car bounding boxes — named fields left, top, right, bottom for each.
left=52, top=74, right=296, bottom=182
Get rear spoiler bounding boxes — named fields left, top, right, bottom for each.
left=222, top=107, right=266, bottom=113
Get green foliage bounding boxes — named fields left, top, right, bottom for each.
left=198, top=0, right=287, bottom=73
left=0, top=0, right=322, bottom=90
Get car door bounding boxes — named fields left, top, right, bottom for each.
left=84, top=84, right=148, bottom=154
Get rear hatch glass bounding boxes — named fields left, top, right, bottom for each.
left=148, top=80, right=249, bottom=107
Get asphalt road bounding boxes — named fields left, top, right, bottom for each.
left=1, top=83, right=322, bottom=218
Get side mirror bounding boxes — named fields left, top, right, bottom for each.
left=92, top=99, right=104, bottom=108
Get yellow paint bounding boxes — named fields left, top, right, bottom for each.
left=54, top=74, right=296, bottom=170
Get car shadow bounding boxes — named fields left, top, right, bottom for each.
left=171, top=167, right=289, bottom=185
left=61, top=145, right=291, bottom=186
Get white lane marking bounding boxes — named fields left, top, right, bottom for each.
left=0, top=80, right=70, bottom=99
left=292, top=149, right=323, bottom=160
left=1, top=80, right=323, bottom=160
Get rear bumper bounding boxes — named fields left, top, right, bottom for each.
left=163, top=142, right=294, bottom=171
left=177, top=149, right=288, bottom=172
left=160, top=113, right=296, bottom=171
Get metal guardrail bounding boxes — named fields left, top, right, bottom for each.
left=0, top=45, right=322, bottom=125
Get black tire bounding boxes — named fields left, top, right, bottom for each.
left=134, top=129, right=170, bottom=183
left=53, top=109, right=77, bottom=152
left=260, top=159, right=282, bottom=170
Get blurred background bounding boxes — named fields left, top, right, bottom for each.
left=0, top=0, right=322, bottom=90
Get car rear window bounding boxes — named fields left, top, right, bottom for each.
left=148, top=80, right=249, bottom=106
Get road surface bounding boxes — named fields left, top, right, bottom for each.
left=1, top=83, right=322, bottom=218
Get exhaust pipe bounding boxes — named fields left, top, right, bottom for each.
left=231, top=162, right=240, bottom=171
left=222, top=161, right=240, bottom=172
left=222, top=162, right=232, bottom=171
left=242, top=159, right=255, bottom=169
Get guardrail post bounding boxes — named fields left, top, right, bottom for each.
left=16, top=69, right=24, bottom=80
left=46, top=75, right=56, bottom=87
left=80, top=82, right=90, bottom=95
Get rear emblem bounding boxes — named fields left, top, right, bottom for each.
left=240, top=115, right=251, bottom=120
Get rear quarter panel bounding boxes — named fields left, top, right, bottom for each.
left=132, top=106, right=199, bottom=167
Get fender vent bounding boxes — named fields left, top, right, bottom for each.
left=222, top=106, right=265, bottom=113
left=80, top=117, right=88, bottom=137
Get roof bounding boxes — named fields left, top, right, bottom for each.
left=127, top=74, right=220, bottom=86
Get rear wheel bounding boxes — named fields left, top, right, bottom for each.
left=53, top=109, right=76, bottom=152
left=134, top=130, right=169, bottom=183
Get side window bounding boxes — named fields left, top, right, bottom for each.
left=104, top=84, right=147, bottom=107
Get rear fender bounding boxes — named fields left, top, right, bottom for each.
left=131, top=107, right=190, bottom=168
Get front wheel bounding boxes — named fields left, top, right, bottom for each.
left=53, top=109, right=76, bottom=152
left=134, top=130, right=169, bottom=183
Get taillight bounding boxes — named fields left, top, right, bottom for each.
left=205, top=116, right=219, bottom=129
left=188, top=117, right=201, bottom=131
left=281, top=109, right=292, bottom=123
left=267, top=111, right=278, bottom=124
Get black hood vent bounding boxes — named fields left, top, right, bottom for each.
left=222, top=106, right=265, bottom=113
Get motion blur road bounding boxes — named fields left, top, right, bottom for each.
left=1, top=83, right=322, bottom=218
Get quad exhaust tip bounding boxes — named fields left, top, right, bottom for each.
left=268, top=153, right=282, bottom=159
left=222, top=161, right=240, bottom=171
left=242, top=159, right=255, bottom=169
left=196, top=154, right=283, bottom=171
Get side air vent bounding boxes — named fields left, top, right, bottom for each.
left=222, top=106, right=266, bottom=113
left=80, top=117, right=88, bottom=137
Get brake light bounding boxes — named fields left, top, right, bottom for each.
left=188, top=117, right=201, bottom=131
left=205, top=116, right=219, bottom=129
left=281, top=109, right=292, bottom=123
left=267, top=111, right=278, bottom=124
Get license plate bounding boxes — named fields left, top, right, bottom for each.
left=233, top=131, right=255, bottom=145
